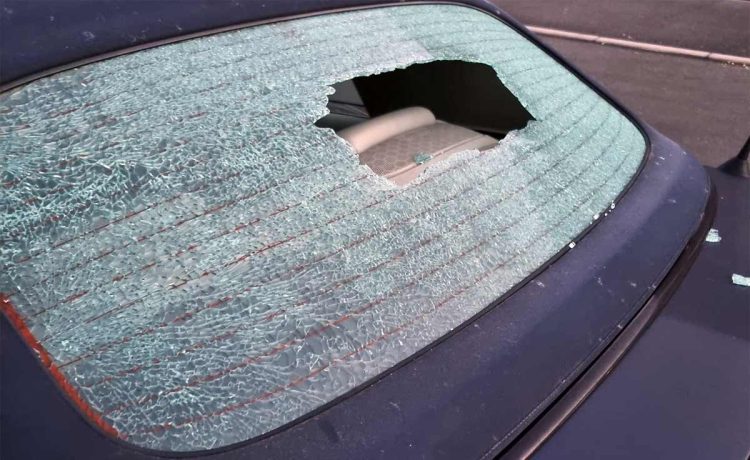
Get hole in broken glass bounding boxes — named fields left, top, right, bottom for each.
left=316, top=61, right=534, bottom=186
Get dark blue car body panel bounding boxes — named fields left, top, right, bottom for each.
left=1, top=0, right=509, bottom=89
left=1, top=1, right=747, bottom=459
left=534, top=168, right=749, bottom=460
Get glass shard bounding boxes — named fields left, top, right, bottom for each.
left=705, top=228, right=722, bottom=243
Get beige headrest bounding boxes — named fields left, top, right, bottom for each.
left=338, top=106, right=436, bottom=153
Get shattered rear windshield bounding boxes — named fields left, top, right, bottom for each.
left=0, top=4, right=644, bottom=451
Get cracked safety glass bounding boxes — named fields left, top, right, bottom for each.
left=0, top=4, right=645, bottom=451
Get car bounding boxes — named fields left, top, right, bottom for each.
left=1, top=1, right=748, bottom=458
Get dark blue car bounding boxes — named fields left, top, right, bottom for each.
left=1, top=1, right=748, bottom=458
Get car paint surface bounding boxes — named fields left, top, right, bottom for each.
left=2, top=0, right=506, bottom=88
left=534, top=167, right=750, bottom=459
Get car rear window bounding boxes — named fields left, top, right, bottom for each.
left=0, top=4, right=645, bottom=451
